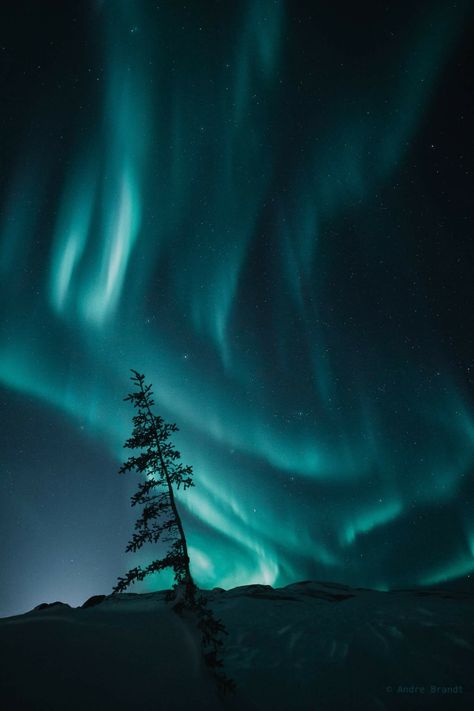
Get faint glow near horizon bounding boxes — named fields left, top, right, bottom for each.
left=1, top=0, right=473, bottom=600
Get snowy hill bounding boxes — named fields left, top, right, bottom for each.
left=1, top=581, right=473, bottom=710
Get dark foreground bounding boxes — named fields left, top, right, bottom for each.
left=0, top=581, right=473, bottom=710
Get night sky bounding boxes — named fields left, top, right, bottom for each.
left=1, top=1, right=473, bottom=618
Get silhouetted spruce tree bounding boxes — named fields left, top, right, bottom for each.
left=113, top=369, right=197, bottom=605
left=113, top=370, right=235, bottom=695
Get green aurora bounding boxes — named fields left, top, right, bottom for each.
left=0, top=1, right=473, bottom=611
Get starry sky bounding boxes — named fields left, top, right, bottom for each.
left=1, top=1, right=473, bottom=617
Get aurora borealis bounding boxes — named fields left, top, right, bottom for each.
left=0, top=1, right=473, bottom=617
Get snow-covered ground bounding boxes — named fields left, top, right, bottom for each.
left=0, top=580, right=473, bottom=710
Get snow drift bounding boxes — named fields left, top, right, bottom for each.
left=0, top=580, right=473, bottom=710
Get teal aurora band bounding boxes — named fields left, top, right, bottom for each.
left=0, top=0, right=473, bottom=614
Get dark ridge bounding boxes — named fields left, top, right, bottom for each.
left=285, top=580, right=314, bottom=586
left=33, top=601, right=70, bottom=611
left=82, top=594, right=107, bottom=608
left=226, top=584, right=274, bottom=595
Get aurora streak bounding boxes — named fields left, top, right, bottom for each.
left=0, top=0, right=473, bottom=614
